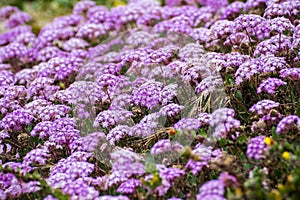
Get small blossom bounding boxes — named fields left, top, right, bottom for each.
left=246, top=136, right=268, bottom=160
left=282, top=151, right=291, bottom=160
left=249, top=100, right=280, bottom=115
left=116, top=179, right=142, bottom=194
left=174, top=118, right=202, bottom=131
left=257, top=78, right=287, bottom=94
left=276, top=115, right=300, bottom=135
left=196, top=180, right=225, bottom=200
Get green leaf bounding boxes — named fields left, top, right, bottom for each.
left=218, top=138, right=227, bottom=147
left=199, top=128, right=207, bottom=138
left=145, top=153, right=157, bottom=174
left=271, top=126, right=278, bottom=142
left=53, top=189, right=70, bottom=200
left=25, top=124, right=33, bottom=133
left=237, top=134, right=248, bottom=144
left=235, top=90, right=243, bottom=101
left=225, top=74, right=234, bottom=85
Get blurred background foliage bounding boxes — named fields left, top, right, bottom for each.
left=0, top=0, right=128, bottom=28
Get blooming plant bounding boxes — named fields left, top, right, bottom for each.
left=0, top=0, right=300, bottom=200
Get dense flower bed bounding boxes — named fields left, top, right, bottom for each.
left=0, top=0, right=300, bottom=199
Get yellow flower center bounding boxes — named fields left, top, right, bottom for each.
left=264, top=137, right=273, bottom=146
left=282, top=151, right=291, bottom=160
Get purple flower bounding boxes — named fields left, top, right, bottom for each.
left=251, top=110, right=282, bottom=132
left=23, top=147, right=50, bottom=166
left=235, top=58, right=263, bottom=85
left=224, top=32, right=252, bottom=47
left=88, top=9, right=112, bottom=24
left=76, top=23, right=110, bottom=40
left=0, top=172, right=22, bottom=198
left=44, top=195, right=58, bottom=200
left=159, top=83, right=178, bottom=106
left=223, top=52, right=251, bottom=68
left=0, top=108, right=34, bottom=131
left=36, top=46, right=67, bottom=62
left=0, top=70, right=15, bottom=86
left=255, top=34, right=293, bottom=56
left=81, top=132, right=106, bottom=152
left=199, top=0, right=228, bottom=10
left=259, top=55, right=288, bottom=73
left=110, top=94, right=133, bottom=109
left=218, top=172, right=238, bottom=187
left=63, top=38, right=89, bottom=51
left=264, top=3, right=290, bottom=19
left=95, top=73, right=121, bottom=88
left=87, top=5, right=108, bottom=20
left=249, top=100, right=280, bottom=115
left=268, top=17, right=294, bottom=33
left=1, top=85, right=26, bottom=100
left=276, top=115, right=300, bottom=135
left=211, top=20, right=234, bottom=39
left=195, top=75, right=223, bottom=95
left=146, top=45, right=178, bottom=64
left=0, top=6, right=19, bottom=20
left=280, top=68, right=300, bottom=80
left=47, top=56, right=83, bottom=81
left=178, top=43, right=205, bottom=61
left=73, top=0, right=96, bottom=15
left=0, top=25, right=31, bottom=45
left=197, top=112, right=211, bottom=125
left=117, top=179, right=142, bottom=194
left=126, top=31, right=157, bottom=48
left=131, top=80, right=163, bottom=110
left=35, top=27, right=75, bottom=50
left=257, top=78, right=287, bottom=94
left=121, top=47, right=151, bottom=63
left=174, top=118, right=202, bottom=131
left=185, top=145, right=222, bottom=175
left=95, top=195, right=130, bottom=200
left=27, top=77, right=59, bottom=100
left=159, top=167, right=185, bottom=182
left=24, top=99, right=51, bottom=115
left=6, top=11, right=32, bottom=29
left=165, top=0, right=182, bottom=6
left=55, top=81, right=106, bottom=105
left=62, top=178, right=99, bottom=200
left=107, top=162, right=145, bottom=187
left=196, top=180, right=225, bottom=200
left=50, top=159, right=94, bottom=179
left=38, top=118, right=81, bottom=151
left=21, top=181, right=41, bottom=194
left=128, top=122, right=157, bottom=138
left=31, top=121, right=55, bottom=138
left=107, top=125, right=130, bottom=144
left=44, top=14, right=83, bottom=30
left=221, top=1, right=245, bottom=19
left=94, top=109, right=132, bottom=129
left=0, top=42, right=28, bottom=63
left=110, top=148, right=144, bottom=166
left=246, top=135, right=268, bottom=160
left=15, top=32, right=36, bottom=46
left=159, top=103, right=184, bottom=118
left=14, top=68, right=37, bottom=85
left=190, top=28, right=212, bottom=42
left=151, top=139, right=183, bottom=155
left=233, top=14, right=265, bottom=34
left=37, top=104, right=71, bottom=121
left=181, top=66, right=203, bottom=85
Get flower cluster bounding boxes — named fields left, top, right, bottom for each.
left=0, top=0, right=300, bottom=199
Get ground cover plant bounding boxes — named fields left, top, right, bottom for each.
left=0, top=0, right=300, bottom=199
